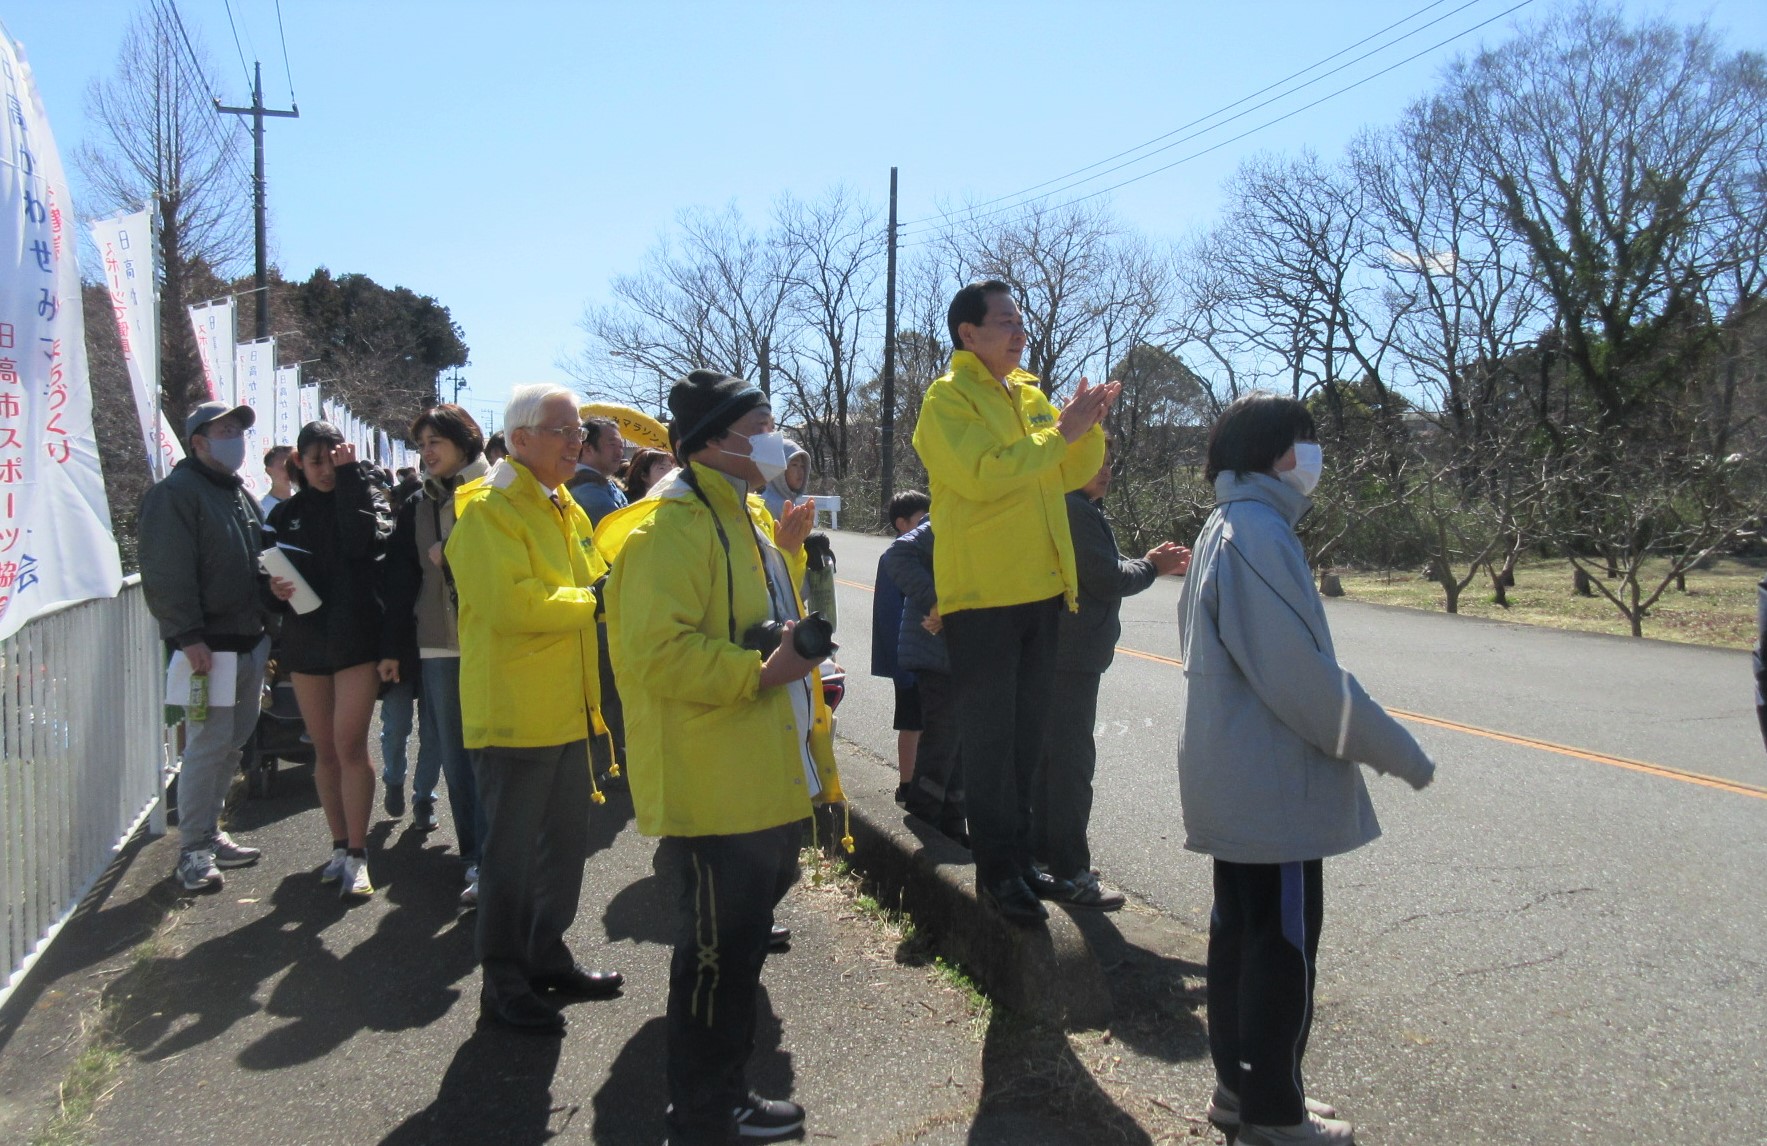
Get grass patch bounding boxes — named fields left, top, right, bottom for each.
left=26, top=932, right=169, bottom=1146
left=1335, top=555, right=1762, bottom=649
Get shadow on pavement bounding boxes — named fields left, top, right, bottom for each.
left=1065, top=911, right=1210, bottom=1065
left=378, top=1026, right=567, bottom=1145
left=967, top=1009, right=1152, bottom=1145
left=108, top=820, right=478, bottom=1069
left=591, top=985, right=796, bottom=1145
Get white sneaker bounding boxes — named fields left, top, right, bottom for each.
left=339, top=855, right=374, bottom=898
left=459, top=879, right=478, bottom=910
left=318, top=847, right=348, bottom=884
left=463, top=864, right=478, bottom=885
left=1207, top=1085, right=1339, bottom=1127
left=1235, top=1112, right=1356, bottom=1146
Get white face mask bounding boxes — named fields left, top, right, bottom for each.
left=1279, top=441, right=1323, bottom=496
left=722, top=429, right=790, bottom=484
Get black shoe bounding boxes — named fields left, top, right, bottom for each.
left=894, top=783, right=910, bottom=806
left=597, top=767, right=627, bottom=792
left=1025, top=868, right=1077, bottom=901
left=530, top=964, right=624, bottom=999
left=383, top=784, right=406, bottom=818
left=412, top=798, right=438, bottom=832
left=981, top=876, right=1048, bottom=924
left=479, top=991, right=565, bottom=1034
left=768, top=923, right=791, bottom=952
left=734, top=1093, right=805, bottom=1140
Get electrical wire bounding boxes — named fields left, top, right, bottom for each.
left=220, top=0, right=254, bottom=91
left=273, top=0, right=297, bottom=103
left=902, top=0, right=1469, bottom=229
left=899, top=0, right=1537, bottom=241
left=156, top=0, right=259, bottom=190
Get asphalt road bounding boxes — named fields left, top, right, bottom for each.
left=826, top=528, right=1767, bottom=1145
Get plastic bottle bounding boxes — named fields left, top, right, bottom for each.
left=188, top=672, right=210, bottom=723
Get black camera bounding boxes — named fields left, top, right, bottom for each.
left=742, top=611, right=837, bottom=660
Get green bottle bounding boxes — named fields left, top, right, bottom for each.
left=188, top=672, right=210, bottom=723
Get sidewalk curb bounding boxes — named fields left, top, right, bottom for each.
left=833, top=786, right=1113, bottom=1032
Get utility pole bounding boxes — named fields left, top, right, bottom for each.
left=217, top=62, right=299, bottom=340
left=446, top=367, right=468, bottom=404
left=880, top=167, right=898, bottom=518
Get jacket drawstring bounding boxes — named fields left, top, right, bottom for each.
left=588, top=706, right=610, bottom=804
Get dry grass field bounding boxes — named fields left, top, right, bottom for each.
left=1334, top=557, right=1764, bottom=650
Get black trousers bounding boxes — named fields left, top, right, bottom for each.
left=1208, top=858, right=1325, bottom=1127
left=594, top=619, right=626, bottom=770
left=942, top=596, right=1060, bottom=887
left=659, top=822, right=802, bottom=1144
left=475, top=740, right=592, bottom=1002
left=1030, top=668, right=1102, bottom=879
left=903, top=669, right=965, bottom=836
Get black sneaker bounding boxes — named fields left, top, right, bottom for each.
left=412, top=798, right=438, bottom=832
left=981, top=875, right=1048, bottom=924
left=384, top=784, right=406, bottom=819
left=894, top=783, right=910, bottom=806
left=734, top=1093, right=804, bottom=1140
left=1025, top=868, right=1077, bottom=901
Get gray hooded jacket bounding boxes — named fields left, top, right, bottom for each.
left=1177, top=472, right=1434, bottom=864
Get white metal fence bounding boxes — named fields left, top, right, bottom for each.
left=1, top=578, right=169, bottom=1010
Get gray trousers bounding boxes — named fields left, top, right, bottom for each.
left=178, top=637, right=270, bottom=851
left=475, top=739, right=592, bottom=1001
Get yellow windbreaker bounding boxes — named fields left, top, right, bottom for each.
left=911, top=350, right=1106, bottom=614
left=446, top=459, right=606, bottom=750
left=596, top=463, right=844, bottom=838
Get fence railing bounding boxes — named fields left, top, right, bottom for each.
left=1, top=578, right=170, bottom=1010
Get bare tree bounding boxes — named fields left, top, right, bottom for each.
left=773, top=187, right=882, bottom=478
left=77, top=0, right=250, bottom=429
left=565, top=204, right=796, bottom=411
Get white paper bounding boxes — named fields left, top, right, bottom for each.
left=258, top=546, right=322, bottom=614
left=165, top=651, right=237, bottom=707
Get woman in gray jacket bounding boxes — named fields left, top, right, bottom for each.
left=1177, top=394, right=1436, bottom=1146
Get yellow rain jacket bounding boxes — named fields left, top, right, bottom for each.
left=911, top=350, right=1106, bottom=614
left=596, top=462, right=845, bottom=838
left=446, top=459, right=606, bottom=750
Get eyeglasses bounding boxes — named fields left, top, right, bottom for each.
left=529, top=425, right=587, bottom=445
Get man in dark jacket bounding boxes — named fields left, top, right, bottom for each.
left=139, top=402, right=295, bottom=891
left=565, top=417, right=628, bottom=527
left=1032, top=452, right=1188, bottom=909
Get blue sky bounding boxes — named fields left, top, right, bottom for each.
left=12, top=0, right=1766, bottom=431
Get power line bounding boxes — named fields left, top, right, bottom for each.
left=273, top=0, right=298, bottom=103
left=903, top=0, right=1470, bottom=229
left=220, top=0, right=254, bottom=91
left=899, top=0, right=1537, bottom=241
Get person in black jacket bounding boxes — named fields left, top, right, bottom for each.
left=268, top=421, right=393, bottom=899
left=1032, top=448, right=1188, bottom=909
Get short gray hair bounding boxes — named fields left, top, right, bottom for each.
left=504, top=383, right=578, bottom=432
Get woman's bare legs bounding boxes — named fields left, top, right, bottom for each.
left=329, top=663, right=380, bottom=849
left=293, top=672, right=346, bottom=845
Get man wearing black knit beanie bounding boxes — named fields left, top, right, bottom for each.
left=598, top=369, right=847, bottom=1145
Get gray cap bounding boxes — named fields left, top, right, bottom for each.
left=185, top=400, right=255, bottom=438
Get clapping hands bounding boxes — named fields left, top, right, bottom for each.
left=1057, top=376, right=1123, bottom=443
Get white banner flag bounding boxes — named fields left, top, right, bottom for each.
left=88, top=206, right=166, bottom=478
left=299, top=382, right=318, bottom=427
left=378, top=429, right=391, bottom=467
left=234, top=337, right=274, bottom=497
left=0, top=32, right=124, bottom=639
left=273, top=363, right=300, bottom=447
left=154, top=410, right=183, bottom=474
left=188, top=297, right=236, bottom=404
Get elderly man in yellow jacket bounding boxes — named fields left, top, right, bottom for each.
left=911, top=280, right=1118, bottom=925
left=446, top=383, right=624, bottom=1035
left=599, top=369, right=843, bottom=1146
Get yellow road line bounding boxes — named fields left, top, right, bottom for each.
left=838, top=573, right=1766, bottom=800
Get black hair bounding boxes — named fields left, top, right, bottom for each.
left=888, top=489, right=931, bottom=528
left=289, top=420, right=346, bottom=488
left=582, top=417, right=620, bottom=451
left=946, top=280, right=1012, bottom=351
left=484, top=431, right=508, bottom=459
left=264, top=445, right=292, bottom=469
left=410, top=403, right=485, bottom=463
left=1204, top=393, right=1317, bottom=483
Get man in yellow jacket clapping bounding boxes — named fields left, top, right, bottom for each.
left=600, top=370, right=843, bottom=1145
left=911, top=281, right=1117, bottom=925
left=447, top=383, right=624, bottom=1035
